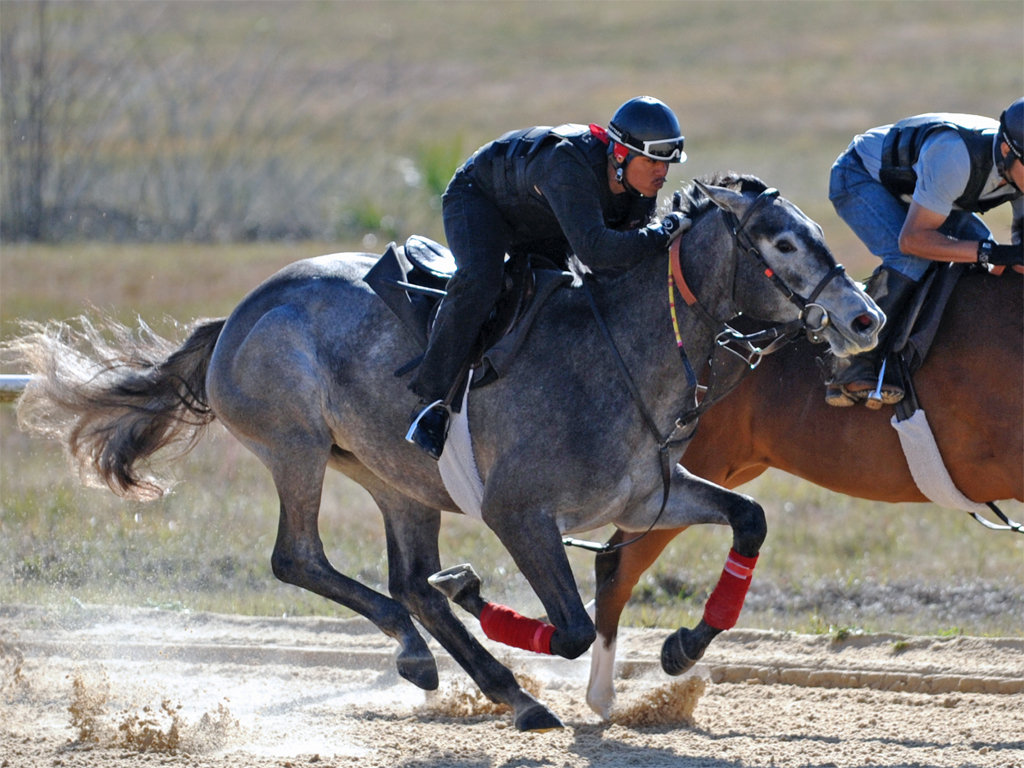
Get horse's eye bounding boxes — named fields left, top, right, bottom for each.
left=775, top=239, right=797, bottom=254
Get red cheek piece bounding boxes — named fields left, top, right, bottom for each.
left=702, top=548, right=759, bottom=631
left=613, top=143, right=630, bottom=164
left=479, top=602, right=556, bottom=655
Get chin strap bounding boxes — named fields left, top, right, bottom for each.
left=614, top=164, right=644, bottom=198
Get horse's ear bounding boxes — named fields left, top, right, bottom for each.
left=694, top=180, right=751, bottom=218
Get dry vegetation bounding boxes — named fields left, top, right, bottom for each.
left=1, top=1, right=1019, bottom=250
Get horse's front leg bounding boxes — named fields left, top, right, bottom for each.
left=587, top=527, right=685, bottom=718
left=659, top=472, right=767, bottom=677
left=478, top=502, right=597, bottom=660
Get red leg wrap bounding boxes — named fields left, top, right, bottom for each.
left=479, top=603, right=555, bottom=655
left=703, top=548, right=759, bottom=631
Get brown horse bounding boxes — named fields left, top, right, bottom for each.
left=586, top=267, right=1023, bottom=717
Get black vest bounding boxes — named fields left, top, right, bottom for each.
left=878, top=116, right=1020, bottom=213
left=481, top=124, right=607, bottom=211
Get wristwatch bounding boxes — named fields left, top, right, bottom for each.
left=977, top=239, right=995, bottom=270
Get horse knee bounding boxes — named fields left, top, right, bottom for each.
left=271, top=551, right=301, bottom=586
left=271, top=542, right=322, bottom=588
left=730, top=497, right=767, bottom=557
left=550, top=623, right=596, bottom=659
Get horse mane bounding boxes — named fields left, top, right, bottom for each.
left=675, top=172, right=769, bottom=221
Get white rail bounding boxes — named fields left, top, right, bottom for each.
left=0, top=374, right=31, bottom=403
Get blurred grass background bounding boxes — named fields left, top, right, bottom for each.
left=1, top=1, right=1019, bottom=253
left=2, top=1, right=1022, bottom=637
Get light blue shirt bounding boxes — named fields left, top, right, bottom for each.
left=851, top=113, right=1022, bottom=221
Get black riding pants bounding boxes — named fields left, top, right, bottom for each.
left=409, top=171, right=513, bottom=403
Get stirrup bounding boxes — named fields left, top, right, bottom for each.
left=864, top=359, right=903, bottom=410
left=405, top=399, right=450, bottom=459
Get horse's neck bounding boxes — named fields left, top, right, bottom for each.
left=672, top=215, right=740, bottom=367
left=588, top=238, right=727, bottom=426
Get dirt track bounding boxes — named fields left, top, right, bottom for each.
left=2, top=604, right=1021, bottom=768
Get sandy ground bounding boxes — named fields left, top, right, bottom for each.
left=1, top=604, right=1021, bottom=768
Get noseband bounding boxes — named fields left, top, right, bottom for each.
left=671, top=188, right=847, bottom=367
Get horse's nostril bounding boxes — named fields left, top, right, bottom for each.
left=853, top=313, right=874, bottom=332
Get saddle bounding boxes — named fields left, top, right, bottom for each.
left=888, top=261, right=970, bottom=421
left=364, top=235, right=573, bottom=394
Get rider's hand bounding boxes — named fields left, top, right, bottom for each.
left=977, top=239, right=1023, bottom=267
left=656, top=212, right=692, bottom=245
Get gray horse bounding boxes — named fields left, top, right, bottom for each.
left=6, top=174, right=880, bottom=731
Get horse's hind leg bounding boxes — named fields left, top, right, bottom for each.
left=587, top=527, right=685, bottom=718
left=370, top=486, right=563, bottom=732
left=265, top=442, right=438, bottom=691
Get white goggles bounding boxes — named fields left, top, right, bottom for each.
left=608, top=127, right=687, bottom=163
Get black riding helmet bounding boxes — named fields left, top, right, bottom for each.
left=606, top=96, right=686, bottom=188
left=998, top=97, right=1023, bottom=169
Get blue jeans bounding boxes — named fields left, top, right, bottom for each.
left=828, top=149, right=991, bottom=282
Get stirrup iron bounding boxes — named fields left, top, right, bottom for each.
left=405, top=399, right=446, bottom=442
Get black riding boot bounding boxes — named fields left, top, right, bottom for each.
left=825, top=266, right=919, bottom=408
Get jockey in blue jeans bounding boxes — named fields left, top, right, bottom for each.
left=406, top=96, right=690, bottom=459
left=826, top=97, right=1024, bottom=408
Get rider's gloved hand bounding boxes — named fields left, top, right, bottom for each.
left=652, top=212, right=692, bottom=246
left=977, top=239, right=1023, bottom=267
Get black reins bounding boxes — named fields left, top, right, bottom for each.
left=564, top=187, right=842, bottom=554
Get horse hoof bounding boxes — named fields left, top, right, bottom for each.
left=661, top=629, right=704, bottom=677
left=585, top=689, right=614, bottom=721
left=428, top=563, right=482, bottom=603
left=514, top=702, right=564, bottom=733
left=396, top=648, right=439, bottom=691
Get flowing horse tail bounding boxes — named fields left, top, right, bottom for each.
left=2, top=315, right=226, bottom=501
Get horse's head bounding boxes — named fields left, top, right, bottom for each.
left=682, top=174, right=881, bottom=359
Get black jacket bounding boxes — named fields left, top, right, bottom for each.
left=459, top=124, right=668, bottom=269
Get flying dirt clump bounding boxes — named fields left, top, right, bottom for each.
left=69, top=671, right=111, bottom=743
left=117, top=700, right=184, bottom=752
left=67, top=670, right=239, bottom=753
left=0, top=635, right=29, bottom=703
left=421, top=671, right=544, bottom=718
left=609, top=676, right=707, bottom=728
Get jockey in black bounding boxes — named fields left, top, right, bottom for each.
left=407, top=96, right=690, bottom=459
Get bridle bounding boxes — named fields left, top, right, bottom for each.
left=564, top=187, right=848, bottom=555
left=671, top=187, right=847, bottom=370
